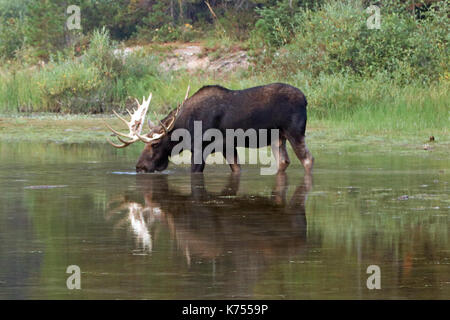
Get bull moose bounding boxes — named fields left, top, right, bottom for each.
left=106, top=83, right=314, bottom=174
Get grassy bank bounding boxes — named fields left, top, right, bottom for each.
left=1, top=72, right=448, bottom=139
left=0, top=1, right=448, bottom=143
left=1, top=114, right=448, bottom=159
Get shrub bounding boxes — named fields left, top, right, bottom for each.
left=30, top=28, right=160, bottom=113
left=251, top=0, right=324, bottom=50
left=260, top=0, right=448, bottom=83
left=84, top=28, right=124, bottom=77
left=36, top=60, right=103, bottom=113
left=252, top=1, right=301, bottom=49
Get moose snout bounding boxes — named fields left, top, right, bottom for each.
left=136, top=164, right=154, bottom=173
left=136, top=166, right=145, bottom=173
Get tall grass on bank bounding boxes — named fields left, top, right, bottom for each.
left=1, top=64, right=448, bottom=136
left=0, top=28, right=163, bottom=114
left=285, top=73, right=449, bottom=135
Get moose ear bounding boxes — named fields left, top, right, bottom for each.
left=148, top=119, right=156, bottom=129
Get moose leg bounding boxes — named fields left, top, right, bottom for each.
left=190, top=174, right=207, bottom=200
left=272, top=171, right=288, bottom=205
left=225, top=147, right=241, bottom=173
left=191, top=161, right=205, bottom=173
left=221, top=173, right=241, bottom=196
left=191, top=148, right=206, bottom=173
left=272, top=136, right=290, bottom=172
left=286, top=134, right=314, bottom=174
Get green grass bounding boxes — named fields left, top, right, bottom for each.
left=303, top=74, right=450, bottom=135
left=0, top=14, right=448, bottom=141
left=0, top=0, right=448, bottom=139
left=1, top=69, right=449, bottom=145
left=0, top=112, right=448, bottom=159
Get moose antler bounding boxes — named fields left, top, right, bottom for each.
left=105, top=93, right=163, bottom=148
left=164, top=84, right=190, bottom=132
left=105, top=86, right=190, bottom=148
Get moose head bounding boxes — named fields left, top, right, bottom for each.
left=105, top=86, right=190, bottom=173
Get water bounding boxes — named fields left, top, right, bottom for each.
left=0, top=142, right=448, bottom=299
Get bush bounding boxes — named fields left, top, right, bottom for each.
left=0, top=28, right=161, bottom=113
left=252, top=0, right=449, bottom=83
left=84, top=28, right=124, bottom=77
left=32, top=28, right=120, bottom=113
left=252, top=1, right=301, bottom=49
left=251, top=0, right=323, bottom=49
left=36, top=60, right=103, bottom=113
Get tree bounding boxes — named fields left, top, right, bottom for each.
left=23, top=0, right=65, bottom=58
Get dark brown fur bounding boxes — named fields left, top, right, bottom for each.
left=136, top=83, right=314, bottom=173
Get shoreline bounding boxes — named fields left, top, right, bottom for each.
left=0, top=114, right=447, bottom=157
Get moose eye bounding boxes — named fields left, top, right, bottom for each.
left=151, top=140, right=161, bottom=147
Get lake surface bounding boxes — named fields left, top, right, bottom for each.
left=0, top=142, right=448, bottom=299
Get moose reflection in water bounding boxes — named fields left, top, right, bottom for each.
left=107, top=173, right=312, bottom=297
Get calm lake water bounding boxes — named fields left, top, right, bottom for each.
left=0, top=141, right=448, bottom=299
